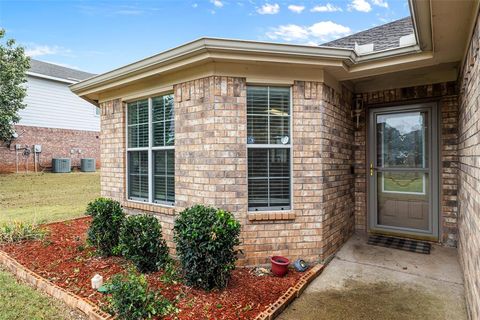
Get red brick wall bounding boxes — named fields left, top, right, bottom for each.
left=458, top=11, right=480, bottom=320
left=0, top=125, right=100, bottom=173
left=99, top=77, right=355, bottom=265
left=297, top=82, right=355, bottom=258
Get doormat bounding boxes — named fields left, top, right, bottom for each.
left=367, top=235, right=431, bottom=254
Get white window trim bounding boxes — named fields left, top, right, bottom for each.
left=125, top=95, right=175, bottom=207
left=246, top=85, right=293, bottom=212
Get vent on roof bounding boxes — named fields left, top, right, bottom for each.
left=354, top=42, right=375, bottom=55
left=399, top=33, right=416, bottom=47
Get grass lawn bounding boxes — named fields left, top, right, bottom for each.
left=0, top=172, right=99, bottom=319
left=0, top=267, right=85, bottom=320
left=0, top=172, right=100, bottom=225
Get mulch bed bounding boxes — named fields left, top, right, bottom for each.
left=0, top=217, right=304, bottom=319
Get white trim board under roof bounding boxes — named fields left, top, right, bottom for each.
left=71, top=0, right=478, bottom=102
left=27, top=71, right=78, bottom=84
left=71, top=37, right=425, bottom=100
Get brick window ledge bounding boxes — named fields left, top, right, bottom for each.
left=122, top=200, right=175, bottom=216
left=248, top=211, right=295, bottom=222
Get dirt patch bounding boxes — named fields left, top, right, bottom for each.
left=280, top=280, right=447, bottom=320
left=1, top=217, right=304, bottom=319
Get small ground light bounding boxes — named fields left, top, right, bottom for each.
left=91, top=274, right=103, bottom=289
left=293, top=259, right=309, bottom=272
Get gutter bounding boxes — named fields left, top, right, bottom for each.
left=70, top=39, right=425, bottom=96
left=409, top=0, right=433, bottom=52
left=71, top=0, right=432, bottom=96
left=27, top=71, right=79, bottom=84
left=70, top=38, right=356, bottom=94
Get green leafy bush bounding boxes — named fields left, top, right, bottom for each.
left=107, top=270, right=176, bottom=320
left=86, top=198, right=125, bottom=256
left=118, top=215, right=170, bottom=273
left=0, top=222, right=47, bottom=243
left=159, top=260, right=181, bottom=284
left=174, top=205, right=241, bottom=290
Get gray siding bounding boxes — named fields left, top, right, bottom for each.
left=18, top=75, right=100, bottom=132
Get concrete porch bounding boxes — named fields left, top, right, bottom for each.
left=279, top=234, right=466, bottom=320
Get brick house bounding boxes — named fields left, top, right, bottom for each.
left=0, top=59, right=99, bottom=173
left=71, top=1, right=480, bottom=318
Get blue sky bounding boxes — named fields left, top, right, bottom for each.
left=0, top=0, right=410, bottom=74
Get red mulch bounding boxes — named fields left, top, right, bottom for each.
left=1, top=218, right=304, bottom=319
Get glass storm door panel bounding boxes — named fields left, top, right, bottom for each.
left=369, top=104, right=438, bottom=239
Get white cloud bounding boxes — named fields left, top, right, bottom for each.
left=311, top=3, right=342, bottom=12
left=257, top=3, right=280, bottom=15
left=266, top=20, right=351, bottom=44
left=371, top=0, right=388, bottom=8
left=267, top=24, right=309, bottom=41
left=210, top=0, right=223, bottom=8
left=192, top=3, right=198, bottom=8
left=24, top=45, right=72, bottom=58
left=288, top=4, right=305, bottom=13
left=348, top=0, right=371, bottom=12
left=309, top=21, right=351, bottom=41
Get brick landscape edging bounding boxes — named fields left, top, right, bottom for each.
left=0, top=250, right=112, bottom=320
left=1, top=246, right=323, bottom=320
left=254, top=264, right=325, bottom=320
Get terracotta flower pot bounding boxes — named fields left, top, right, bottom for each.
left=270, top=256, right=290, bottom=277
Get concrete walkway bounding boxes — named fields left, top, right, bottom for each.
left=279, top=234, right=467, bottom=320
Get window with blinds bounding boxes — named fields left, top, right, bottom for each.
left=127, top=94, right=175, bottom=205
left=128, top=151, right=148, bottom=200
left=247, top=86, right=291, bottom=211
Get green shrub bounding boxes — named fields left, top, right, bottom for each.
left=118, top=215, right=170, bottom=273
left=0, top=222, right=47, bottom=243
left=86, top=198, right=125, bottom=256
left=173, top=205, right=241, bottom=290
left=107, top=270, right=176, bottom=320
left=159, top=260, right=181, bottom=284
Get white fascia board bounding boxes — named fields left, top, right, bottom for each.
left=27, top=72, right=78, bottom=84
left=70, top=38, right=424, bottom=96
left=70, top=38, right=355, bottom=94
left=355, top=44, right=422, bottom=62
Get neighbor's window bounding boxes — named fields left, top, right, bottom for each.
left=247, top=86, right=291, bottom=211
left=127, top=94, right=175, bottom=205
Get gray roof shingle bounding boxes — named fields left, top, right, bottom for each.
left=29, top=59, right=96, bottom=82
left=322, top=17, right=414, bottom=52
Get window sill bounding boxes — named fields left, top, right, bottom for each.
left=123, top=200, right=175, bottom=215
left=248, top=211, right=295, bottom=222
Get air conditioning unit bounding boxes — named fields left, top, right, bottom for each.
left=80, top=158, right=96, bottom=172
left=52, top=158, right=71, bottom=173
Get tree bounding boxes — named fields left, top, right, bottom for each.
left=0, top=28, right=30, bottom=143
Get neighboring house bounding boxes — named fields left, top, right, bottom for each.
left=71, top=1, right=480, bottom=318
left=0, top=59, right=99, bottom=173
